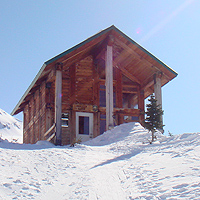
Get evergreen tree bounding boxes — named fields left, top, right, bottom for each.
left=143, top=94, right=164, bottom=143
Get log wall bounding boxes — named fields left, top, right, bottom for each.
left=22, top=55, right=145, bottom=145
left=23, top=82, right=47, bottom=144
left=75, top=56, right=94, bottom=104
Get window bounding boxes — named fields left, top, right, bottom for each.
left=100, top=114, right=106, bottom=134
left=61, top=113, right=69, bottom=127
left=123, top=93, right=138, bottom=109
left=124, top=115, right=139, bottom=122
left=99, top=84, right=116, bottom=107
left=79, top=116, right=89, bottom=135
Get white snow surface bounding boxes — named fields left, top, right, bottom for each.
left=0, top=122, right=200, bottom=199
left=0, top=108, right=22, bottom=143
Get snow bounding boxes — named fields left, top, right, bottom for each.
left=0, top=114, right=200, bottom=199
left=0, top=108, right=23, bottom=143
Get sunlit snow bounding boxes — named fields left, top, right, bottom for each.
left=0, top=108, right=22, bottom=143
left=0, top=109, right=200, bottom=199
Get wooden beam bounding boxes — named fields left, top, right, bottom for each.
left=154, top=73, right=162, bottom=107
left=116, top=67, right=123, bottom=108
left=105, top=45, right=114, bottom=130
left=154, top=73, right=163, bottom=129
left=138, top=90, right=145, bottom=123
left=55, top=63, right=63, bottom=145
left=99, top=107, right=140, bottom=115
left=47, top=133, right=55, bottom=142
left=115, top=37, right=171, bottom=82
left=44, top=123, right=56, bottom=138
left=115, top=65, right=141, bottom=84
left=93, top=61, right=99, bottom=106
left=97, top=48, right=141, bottom=84
left=142, top=80, right=154, bottom=91
left=115, top=37, right=152, bottom=66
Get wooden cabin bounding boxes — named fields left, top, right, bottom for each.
left=11, top=25, right=177, bottom=145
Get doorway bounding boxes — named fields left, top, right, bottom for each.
left=76, top=112, right=93, bottom=142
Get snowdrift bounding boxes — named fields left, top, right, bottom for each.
left=0, top=122, right=200, bottom=199
left=85, top=122, right=165, bottom=146
left=0, top=108, right=23, bottom=143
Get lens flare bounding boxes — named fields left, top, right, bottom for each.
left=136, top=27, right=142, bottom=34
left=139, top=0, right=195, bottom=44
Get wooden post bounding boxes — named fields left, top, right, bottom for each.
left=154, top=73, right=162, bottom=107
left=154, top=72, right=163, bottom=130
left=138, top=89, right=144, bottom=123
left=105, top=45, right=114, bottom=130
left=46, top=82, right=52, bottom=136
left=55, top=63, right=63, bottom=145
left=116, top=67, right=123, bottom=108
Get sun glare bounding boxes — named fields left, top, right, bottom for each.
left=136, top=27, right=142, bottom=34
left=139, top=0, right=195, bottom=44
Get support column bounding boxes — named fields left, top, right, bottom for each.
left=154, top=72, right=163, bottom=129
left=138, top=89, right=144, bottom=123
left=46, top=82, right=52, bottom=133
left=154, top=72, right=162, bottom=107
left=105, top=45, right=114, bottom=130
left=55, top=63, right=63, bottom=145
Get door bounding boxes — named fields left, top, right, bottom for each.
left=76, top=112, right=93, bottom=142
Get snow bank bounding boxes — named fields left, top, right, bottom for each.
left=0, top=122, right=200, bottom=199
left=0, top=108, right=23, bottom=143
left=36, top=140, right=55, bottom=147
left=85, top=122, right=166, bottom=146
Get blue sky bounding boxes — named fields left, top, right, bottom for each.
left=0, top=0, right=199, bottom=135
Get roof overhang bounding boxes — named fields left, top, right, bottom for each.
left=11, top=25, right=177, bottom=116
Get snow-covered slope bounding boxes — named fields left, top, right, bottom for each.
left=0, top=108, right=23, bottom=143
left=0, top=122, right=200, bottom=199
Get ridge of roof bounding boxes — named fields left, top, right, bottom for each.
left=45, top=25, right=115, bottom=65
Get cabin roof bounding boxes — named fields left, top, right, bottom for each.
left=11, top=25, right=177, bottom=115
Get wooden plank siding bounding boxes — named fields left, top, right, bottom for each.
left=22, top=53, right=149, bottom=145
left=75, top=56, right=94, bottom=105
left=23, top=82, right=47, bottom=144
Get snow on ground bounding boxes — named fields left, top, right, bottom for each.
left=0, top=108, right=23, bottom=143
left=0, top=122, right=200, bottom=199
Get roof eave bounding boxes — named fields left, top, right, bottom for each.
left=111, top=26, right=178, bottom=77
left=11, top=63, right=47, bottom=115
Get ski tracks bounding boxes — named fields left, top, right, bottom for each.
left=70, top=145, right=127, bottom=200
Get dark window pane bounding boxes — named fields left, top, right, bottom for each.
left=113, top=90, right=116, bottom=108
left=79, top=116, right=89, bottom=135
left=99, top=90, right=106, bottom=107
left=99, top=86, right=116, bottom=107
left=132, top=116, right=139, bottom=121
left=100, top=114, right=106, bottom=134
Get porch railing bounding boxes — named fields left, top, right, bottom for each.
left=44, top=123, right=56, bottom=142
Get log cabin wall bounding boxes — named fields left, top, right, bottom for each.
left=23, top=82, right=47, bottom=144
left=23, top=54, right=144, bottom=145
left=55, top=55, right=101, bottom=144
left=75, top=56, right=94, bottom=105
left=61, top=64, right=71, bottom=145
left=65, top=55, right=97, bottom=144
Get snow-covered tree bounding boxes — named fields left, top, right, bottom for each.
left=143, top=94, right=164, bottom=143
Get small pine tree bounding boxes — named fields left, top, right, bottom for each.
left=143, top=94, right=164, bottom=143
